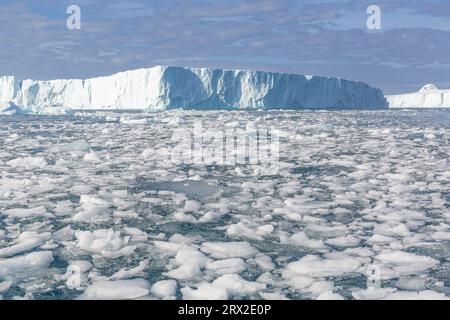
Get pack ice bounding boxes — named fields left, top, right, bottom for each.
left=387, top=84, right=450, bottom=108
left=0, top=66, right=387, bottom=111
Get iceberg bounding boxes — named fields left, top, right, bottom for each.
left=0, top=66, right=387, bottom=112
left=387, top=84, right=450, bottom=108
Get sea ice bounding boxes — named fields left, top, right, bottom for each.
left=75, top=229, right=136, bottom=258
left=78, top=279, right=150, bottom=300
left=285, top=254, right=362, bottom=278
left=200, top=242, right=258, bottom=259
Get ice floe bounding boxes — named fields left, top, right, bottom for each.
left=0, top=109, right=449, bottom=300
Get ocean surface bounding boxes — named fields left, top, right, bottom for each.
left=0, top=109, right=449, bottom=300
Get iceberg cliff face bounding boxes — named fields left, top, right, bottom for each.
left=387, top=84, right=450, bottom=108
left=0, top=66, right=387, bottom=111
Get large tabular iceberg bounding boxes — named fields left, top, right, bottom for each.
left=0, top=66, right=387, bottom=111
left=387, top=84, right=450, bottom=108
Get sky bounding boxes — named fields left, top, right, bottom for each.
left=0, top=0, right=449, bottom=94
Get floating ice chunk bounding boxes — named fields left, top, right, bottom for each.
left=352, top=288, right=397, bottom=300
left=181, top=274, right=266, bottom=300
left=120, top=117, right=148, bottom=125
left=257, top=225, right=274, bottom=236
left=83, top=151, right=101, bottom=162
left=0, top=231, right=51, bottom=258
left=184, top=200, right=201, bottom=212
left=75, top=229, right=135, bottom=258
left=7, top=157, right=47, bottom=169
left=281, top=231, right=328, bottom=250
left=78, top=279, right=150, bottom=300
left=431, top=231, right=450, bottom=241
left=111, top=260, right=148, bottom=280
left=306, top=224, right=349, bottom=238
left=316, top=291, right=345, bottom=300
left=2, top=206, right=52, bottom=219
left=367, top=234, right=396, bottom=245
left=325, top=235, right=360, bottom=248
left=375, top=251, right=439, bottom=277
left=343, top=248, right=375, bottom=257
left=24, top=104, right=74, bottom=115
left=123, top=227, right=148, bottom=242
left=281, top=273, right=315, bottom=290
left=165, top=247, right=207, bottom=280
left=254, top=253, right=275, bottom=271
left=213, top=274, right=266, bottom=296
left=72, top=195, right=110, bottom=222
left=395, top=275, right=427, bottom=291
left=53, top=226, right=75, bottom=242
left=153, top=241, right=184, bottom=255
left=0, top=281, right=13, bottom=294
left=48, top=140, right=91, bottom=153
left=285, top=254, right=362, bottom=278
left=200, top=242, right=258, bottom=259
left=226, top=222, right=263, bottom=241
left=151, top=280, right=177, bottom=299
left=205, top=258, right=248, bottom=275
left=172, top=211, right=198, bottom=223
left=374, top=223, right=410, bottom=237
left=181, top=282, right=229, bottom=300
left=61, top=260, right=92, bottom=289
left=306, top=281, right=335, bottom=297
left=0, top=251, right=53, bottom=279
left=259, top=292, right=289, bottom=300
left=383, top=290, right=449, bottom=300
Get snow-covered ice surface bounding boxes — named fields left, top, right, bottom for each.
left=0, top=109, right=449, bottom=300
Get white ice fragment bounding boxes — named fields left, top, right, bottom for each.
left=316, top=291, right=345, bottom=300
left=110, top=260, right=149, bottom=280
left=254, top=253, right=275, bottom=271
left=181, top=274, right=266, bottom=300
left=200, top=242, right=258, bottom=259
left=375, top=251, right=439, bottom=277
left=352, top=288, right=397, bottom=300
left=72, top=195, right=110, bottom=222
left=78, top=279, right=150, bottom=300
left=48, top=140, right=91, bottom=153
left=83, top=151, right=101, bottom=162
left=165, top=247, right=207, bottom=281
left=325, top=235, right=360, bottom=248
left=75, top=229, right=135, bottom=258
left=0, top=281, right=13, bottom=294
left=0, top=231, right=51, bottom=258
left=2, top=206, right=52, bottom=219
left=151, top=280, right=177, bottom=299
left=61, top=260, right=92, bottom=289
left=205, top=258, right=248, bottom=275
left=282, top=231, right=328, bottom=250
left=383, top=290, right=449, bottom=300
left=395, top=275, right=427, bottom=291
left=285, top=254, right=362, bottom=278
left=0, top=251, right=54, bottom=279
left=7, top=157, right=47, bottom=169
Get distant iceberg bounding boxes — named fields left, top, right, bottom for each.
left=0, top=66, right=388, bottom=112
left=388, top=84, right=450, bottom=108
